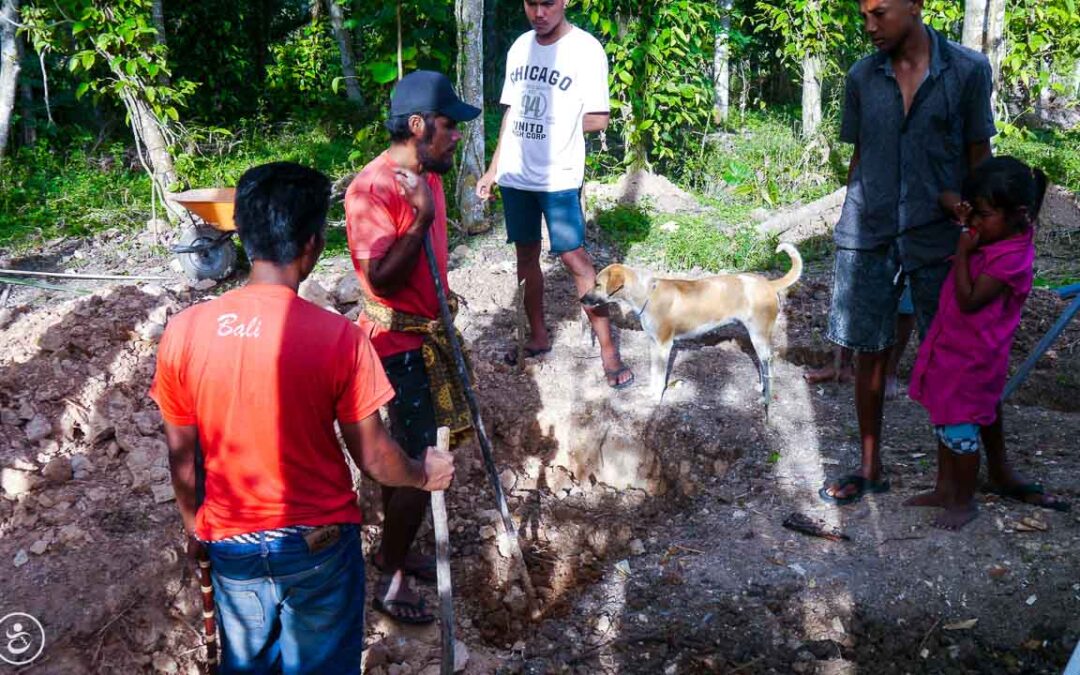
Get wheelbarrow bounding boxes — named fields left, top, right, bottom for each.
left=169, top=188, right=238, bottom=281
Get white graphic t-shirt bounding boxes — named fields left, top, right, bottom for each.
left=496, top=26, right=609, bottom=192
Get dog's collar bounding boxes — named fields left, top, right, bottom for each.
left=635, top=280, right=657, bottom=319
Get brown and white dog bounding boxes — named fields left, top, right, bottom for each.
left=582, top=243, right=802, bottom=408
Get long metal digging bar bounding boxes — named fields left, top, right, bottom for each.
left=422, top=233, right=536, bottom=603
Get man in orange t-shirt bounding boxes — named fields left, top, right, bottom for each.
left=345, top=70, right=479, bottom=624
left=151, top=162, right=454, bottom=672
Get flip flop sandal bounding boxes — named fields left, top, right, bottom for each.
left=504, top=346, right=553, bottom=366
left=605, top=366, right=635, bottom=390
left=372, top=554, right=437, bottom=583
left=818, top=474, right=891, bottom=505
left=985, top=482, right=1071, bottom=512
left=372, top=596, right=435, bottom=625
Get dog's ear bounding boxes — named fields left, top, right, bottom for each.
left=605, top=266, right=625, bottom=297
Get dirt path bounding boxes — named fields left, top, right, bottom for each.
left=1, top=187, right=1078, bottom=673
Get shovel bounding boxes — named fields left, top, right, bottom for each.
left=421, top=233, right=536, bottom=604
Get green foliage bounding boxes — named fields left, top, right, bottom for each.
left=22, top=0, right=196, bottom=125
left=1002, top=0, right=1080, bottom=99
left=922, top=0, right=965, bottom=39
left=753, top=0, right=863, bottom=81
left=352, top=0, right=455, bottom=89
left=0, top=140, right=151, bottom=247
left=995, top=127, right=1080, bottom=193
left=266, top=14, right=342, bottom=109
left=577, top=0, right=719, bottom=168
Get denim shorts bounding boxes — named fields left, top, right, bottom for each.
left=501, top=186, right=586, bottom=253
left=935, top=423, right=981, bottom=455
left=205, top=524, right=364, bottom=674
left=826, top=248, right=950, bottom=352
left=381, top=350, right=436, bottom=460
left=897, top=281, right=914, bottom=316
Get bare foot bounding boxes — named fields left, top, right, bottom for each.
left=905, top=490, right=948, bottom=508
left=804, top=364, right=854, bottom=385
left=933, top=503, right=978, bottom=530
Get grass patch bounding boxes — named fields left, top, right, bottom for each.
left=0, top=142, right=152, bottom=249
left=996, top=127, right=1080, bottom=193
left=0, top=121, right=382, bottom=251
left=681, top=111, right=849, bottom=217
left=596, top=204, right=783, bottom=274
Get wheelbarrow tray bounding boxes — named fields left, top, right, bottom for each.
left=171, top=188, right=237, bottom=232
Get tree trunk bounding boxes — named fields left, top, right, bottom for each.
left=123, top=91, right=182, bottom=220
left=324, top=0, right=364, bottom=105
left=962, top=0, right=988, bottom=52
left=985, top=0, right=1005, bottom=106
left=0, top=0, right=20, bottom=160
left=455, top=0, right=486, bottom=233
left=801, top=53, right=822, bottom=138
left=713, top=0, right=732, bottom=124
left=150, top=0, right=171, bottom=86
left=19, top=41, right=35, bottom=146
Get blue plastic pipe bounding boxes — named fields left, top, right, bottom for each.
left=1003, top=293, right=1080, bottom=400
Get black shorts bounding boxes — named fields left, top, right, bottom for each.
left=380, top=349, right=437, bottom=460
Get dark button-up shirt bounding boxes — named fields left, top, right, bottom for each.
left=835, top=26, right=996, bottom=271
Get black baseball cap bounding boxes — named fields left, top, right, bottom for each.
left=389, top=70, right=481, bottom=122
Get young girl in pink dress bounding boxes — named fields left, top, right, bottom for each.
left=909, top=156, right=1068, bottom=530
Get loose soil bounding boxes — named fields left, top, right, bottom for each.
left=1, top=178, right=1078, bottom=674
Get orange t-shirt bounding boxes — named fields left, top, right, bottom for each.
left=149, top=284, right=394, bottom=541
left=345, top=152, right=450, bottom=358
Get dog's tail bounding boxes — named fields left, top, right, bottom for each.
left=769, top=243, right=803, bottom=292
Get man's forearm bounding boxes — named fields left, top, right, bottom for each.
left=364, top=445, right=426, bottom=489
left=164, top=423, right=201, bottom=537
left=583, top=113, right=610, bottom=133
left=846, top=145, right=860, bottom=184
left=342, top=415, right=426, bottom=489
left=366, top=210, right=433, bottom=296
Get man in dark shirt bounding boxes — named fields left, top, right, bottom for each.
left=820, top=0, right=995, bottom=504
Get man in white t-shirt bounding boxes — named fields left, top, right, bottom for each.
left=477, top=0, right=633, bottom=390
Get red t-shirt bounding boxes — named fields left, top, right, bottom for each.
left=345, top=152, right=450, bottom=357
left=149, top=284, right=394, bottom=541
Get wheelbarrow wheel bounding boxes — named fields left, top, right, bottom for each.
left=177, top=226, right=237, bottom=281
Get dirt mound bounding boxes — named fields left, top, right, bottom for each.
left=585, top=169, right=705, bottom=215
left=0, top=284, right=203, bottom=673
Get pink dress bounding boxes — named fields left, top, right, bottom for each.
left=909, top=228, right=1035, bottom=426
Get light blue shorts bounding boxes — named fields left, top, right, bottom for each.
left=935, top=423, right=981, bottom=455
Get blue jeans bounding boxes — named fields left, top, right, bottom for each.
left=205, top=525, right=365, bottom=674
left=501, top=186, right=586, bottom=253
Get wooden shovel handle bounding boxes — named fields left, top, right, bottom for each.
left=432, top=426, right=455, bottom=674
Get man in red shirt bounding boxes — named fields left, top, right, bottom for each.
left=345, top=71, right=479, bottom=624
left=151, top=162, right=454, bottom=672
